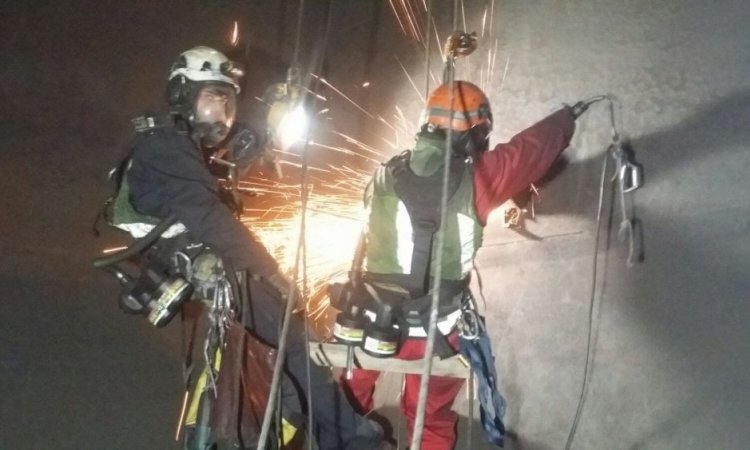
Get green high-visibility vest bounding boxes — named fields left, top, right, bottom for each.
left=363, top=134, right=484, bottom=281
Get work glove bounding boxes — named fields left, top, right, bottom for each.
left=569, top=100, right=591, bottom=119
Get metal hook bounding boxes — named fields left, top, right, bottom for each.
left=172, top=251, right=193, bottom=279
left=620, top=162, right=642, bottom=193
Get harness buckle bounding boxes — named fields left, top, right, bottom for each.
left=457, top=307, right=483, bottom=341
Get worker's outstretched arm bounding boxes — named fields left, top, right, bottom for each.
left=473, top=107, right=576, bottom=224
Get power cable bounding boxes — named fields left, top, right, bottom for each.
left=564, top=96, right=623, bottom=450
left=564, top=141, right=609, bottom=450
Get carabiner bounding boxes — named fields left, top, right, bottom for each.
left=620, top=161, right=642, bottom=193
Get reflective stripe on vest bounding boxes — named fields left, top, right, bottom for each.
left=364, top=157, right=483, bottom=280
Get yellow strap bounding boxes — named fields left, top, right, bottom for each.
left=183, top=348, right=298, bottom=445
left=185, top=349, right=223, bottom=425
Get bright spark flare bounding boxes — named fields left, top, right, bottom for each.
left=312, top=74, right=375, bottom=120
left=230, top=21, right=239, bottom=47
left=240, top=172, right=372, bottom=336
left=102, top=246, right=128, bottom=254
left=238, top=1, right=504, bottom=336
left=388, top=0, right=425, bottom=41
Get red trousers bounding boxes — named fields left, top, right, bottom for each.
left=340, top=332, right=465, bottom=450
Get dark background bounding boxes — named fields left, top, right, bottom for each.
left=2, top=1, right=750, bottom=449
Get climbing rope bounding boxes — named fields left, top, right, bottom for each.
left=256, top=1, right=337, bottom=448
left=410, top=1, right=461, bottom=448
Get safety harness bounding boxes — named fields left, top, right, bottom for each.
left=358, top=151, right=470, bottom=358
left=357, top=150, right=507, bottom=445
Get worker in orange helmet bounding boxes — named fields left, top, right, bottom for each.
left=335, top=81, right=586, bottom=449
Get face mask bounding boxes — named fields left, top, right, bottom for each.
left=193, top=121, right=231, bottom=148
left=193, top=85, right=237, bottom=147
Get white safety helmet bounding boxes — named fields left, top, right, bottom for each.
left=166, top=46, right=244, bottom=117
left=165, top=46, right=244, bottom=147
left=168, top=46, right=242, bottom=93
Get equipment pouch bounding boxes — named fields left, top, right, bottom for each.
left=212, top=322, right=278, bottom=448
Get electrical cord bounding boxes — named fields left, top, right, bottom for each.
left=564, top=95, right=621, bottom=450
left=564, top=144, right=609, bottom=450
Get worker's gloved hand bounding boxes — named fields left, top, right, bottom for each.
left=569, top=100, right=591, bottom=119
left=263, top=270, right=302, bottom=305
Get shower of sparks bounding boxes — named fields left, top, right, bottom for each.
left=393, top=105, right=414, bottom=136
left=388, top=0, right=424, bottom=41
left=481, top=8, right=488, bottom=38
left=244, top=195, right=365, bottom=293
left=102, top=246, right=128, bottom=254
left=239, top=167, right=374, bottom=336
left=432, top=17, right=445, bottom=63
left=498, top=54, right=511, bottom=94
left=461, top=0, right=468, bottom=31
left=235, top=1, right=503, bottom=336
left=396, top=56, right=426, bottom=104
left=331, top=131, right=391, bottom=160
left=312, top=74, right=376, bottom=120
left=480, top=38, right=500, bottom=91
left=388, top=0, right=409, bottom=37
left=489, top=0, right=496, bottom=40
left=230, top=21, right=239, bottom=47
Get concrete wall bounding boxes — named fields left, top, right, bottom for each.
left=461, top=1, right=750, bottom=449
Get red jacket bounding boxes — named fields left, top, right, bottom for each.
left=473, top=107, right=576, bottom=225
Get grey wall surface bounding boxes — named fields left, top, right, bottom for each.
left=1, top=1, right=748, bottom=449
left=459, top=1, right=750, bottom=449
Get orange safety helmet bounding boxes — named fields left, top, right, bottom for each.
left=422, top=81, right=493, bottom=132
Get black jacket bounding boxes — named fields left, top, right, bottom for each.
left=127, top=127, right=278, bottom=276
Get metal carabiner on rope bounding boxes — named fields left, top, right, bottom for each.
left=609, top=138, right=645, bottom=266
left=442, top=31, right=478, bottom=83
left=457, top=308, right=482, bottom=341
left=610, top=138, right=643, bottom=193
left=444, top=31, right=478, bottom=58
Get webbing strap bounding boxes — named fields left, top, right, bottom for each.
left=409, top=220, right=436, bottom=296
left=389, top=152, right=465, bottom=296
